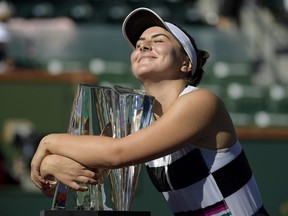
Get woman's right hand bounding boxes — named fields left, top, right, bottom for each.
left=40, top=155, right=99, bottom=192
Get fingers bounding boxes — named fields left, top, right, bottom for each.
left=68, top=182, right=90, bottom=192
left=77, top=176, right=98, bottom=185
left=31, top=170, right=49, bottom=189
left=53, top=176, right=98, bottom=192
left=78, top=185, right=89, bottom=192
left=79, top=169, right=100, bottom=181
left=41, top=181, right=57, bottom=197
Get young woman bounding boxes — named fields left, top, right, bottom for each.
left=31, top=7, right=269, bottom=216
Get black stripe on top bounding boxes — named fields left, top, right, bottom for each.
left=146, top=147, right=253, bottom=196
left=146, top=149, right=209, bottom=192
left=212, top=150, right=253, bottom=198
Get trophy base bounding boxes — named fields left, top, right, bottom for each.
left=40, top=210, right=151, bottom=216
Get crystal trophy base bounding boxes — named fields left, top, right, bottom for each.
left=40, top=210, right=151, bottom=216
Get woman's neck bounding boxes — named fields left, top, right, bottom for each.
left=143, top=80, right=187, bottom=116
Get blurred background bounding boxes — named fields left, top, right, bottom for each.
left=0, top=0, right=287, bottom=215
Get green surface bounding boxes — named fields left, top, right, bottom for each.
left=0, top=82, right=76, bottom=134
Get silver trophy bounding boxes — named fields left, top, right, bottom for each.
left=51, top=84, right=154, bottom=211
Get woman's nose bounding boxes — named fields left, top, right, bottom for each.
left=139, top=43, right=151, bottom=51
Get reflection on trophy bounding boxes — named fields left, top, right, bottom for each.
left=50, top=84, right=154, bottom=212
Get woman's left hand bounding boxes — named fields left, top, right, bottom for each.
left=30, top=135, right=52, bottom=189
left=40, top=154, right=99, bottom=191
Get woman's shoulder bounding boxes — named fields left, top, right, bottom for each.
left=176, top=87, right=229, bottom=123
left=180, top=87, right=222, bottom=106
left=168, top=88, right=225, bottom=125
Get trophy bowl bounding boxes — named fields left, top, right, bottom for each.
left=50, top=85, right=154, bottom=212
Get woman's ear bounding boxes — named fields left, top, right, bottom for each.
left=181, top=59, right=192, bottom=73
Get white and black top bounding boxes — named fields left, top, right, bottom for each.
left=145, top=86, right=269, bottom=216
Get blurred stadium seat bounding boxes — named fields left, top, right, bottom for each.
left=4, top=0, right=288, bottom=128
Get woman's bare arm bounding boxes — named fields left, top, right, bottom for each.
left=31, top=89, right=236, bottom=188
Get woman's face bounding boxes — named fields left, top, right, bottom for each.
left=130, top=26, right=186, bottom=82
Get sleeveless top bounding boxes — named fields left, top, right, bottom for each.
left=145, top=86, right=266, bottom=216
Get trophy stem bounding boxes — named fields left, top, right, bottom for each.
left=89, top=185, right=96, bottom=210
left=97, top=184, right=104, bottom=210
left=52, top=183, right=68, bottom=210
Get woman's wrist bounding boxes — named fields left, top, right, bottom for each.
left=41, top=134, right=57, bottom=153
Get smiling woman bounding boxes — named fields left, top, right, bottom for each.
left=130, top=27, right=187, bottom=82
left=31, top=7, right=270, bottom=216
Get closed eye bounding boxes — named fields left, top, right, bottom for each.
left=136, top=33, right=170, bottom=48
